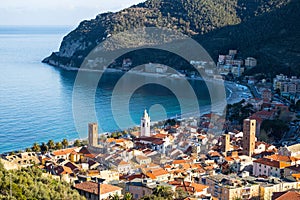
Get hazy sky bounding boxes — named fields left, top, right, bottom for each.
left=0, top=0, right=144, bottom=26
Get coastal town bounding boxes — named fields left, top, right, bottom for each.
left=1, top=48, right=300, bottom=200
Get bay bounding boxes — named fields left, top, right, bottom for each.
left=0, top=26, right=225, bottom=153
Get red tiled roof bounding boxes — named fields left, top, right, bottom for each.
left=266, top=154, right=298, bottom=163
left=209, top=151, right=222, bottom=157
left=146, top=172, right=157, bottom=179
left=52, top=147, right=76, bottom=156
left=190, top=182, right=208, bottom=193
left=273, top=191, right=300, bottom=200
left=74, top=182, right=122, bottom=195
left=254, top=158, right=280, bottom=168
left=153, top=133, right=168, bottom=139
left=118, top=160, right=130, bottom=166
left=172, top=160, right=188, bottom=165
left=151, top=168, right=169, bottom=177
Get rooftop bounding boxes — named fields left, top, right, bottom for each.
left=74, top=182, right=122, bottom=195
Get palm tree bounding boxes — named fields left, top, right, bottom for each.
left=123, top=193, right=133, bottom=200
left=74, top=139, right=81, bottom=147
left=40, top=142, right=48, bottom=153
left=62, top=138, right=68, bottom=148
left=25, top=147, right=32, bottom=152
left=176, top=188, right=188, bottom=199
left=47, top=140, right=55, bottom=150
left=153, top=185, right=174, bottom=200
left=32, top=142, right=41, bottom=152
left=109, top=193, right=120, bottom=200
left=55, top=142, right=63, bottom=150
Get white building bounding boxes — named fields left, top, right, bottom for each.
left=253, top=157, right=285, bottom=178
left=141, top=110, right=151, bottom=137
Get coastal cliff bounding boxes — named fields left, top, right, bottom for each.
left=43, top=0, right=300, bottom=76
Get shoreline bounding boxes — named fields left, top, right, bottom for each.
left=1, top=65, right=251, bottom=154
left=51, top=64, right=251, bottom=104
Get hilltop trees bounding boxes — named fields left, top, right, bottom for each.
left=141, top=185, right=174, bottom=200
left=31, top=142, right=40, bottom=152
left=47, top=140, right=55, bottom=150
left=62, top=138, right=68, bottom=148
left=0, top=161, right=84, bottom=199
left=29, top=138, right=71, bottom=153
left=55, top=142, right=63, bottom=150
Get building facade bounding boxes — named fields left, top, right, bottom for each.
left=140, top=110, right=151, bottom=137
left=243, top=119, right=256, bottom=156
left=88, top=123, right=98, bottom=147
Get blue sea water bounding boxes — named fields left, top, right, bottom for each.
left=0, top=26, right=225, bottom=153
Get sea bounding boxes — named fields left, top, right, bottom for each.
left=0, top=26, right=227, bottom=153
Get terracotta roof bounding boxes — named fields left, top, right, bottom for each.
left=190, top=163, right=202, bottom=169
left=168, top=181, right=207, bottom=193
left=146, top=172, right=157, bottom=179
left=292, top=173, right=300, bottom=179
left=204, top=165, right=214, bottom=170
left=202, top=113, right=212, bottom=118
left=255, top=141, right=271, bottom=148
left=136, top=155, right=149, bottom=160
left=190, top=182, right=208, bottom=193
left=254, top=157, right=291, bottom=168
left=88, top=170, right=100, bottom=176
left=273, top=191, right=300, bottom=200
left=52, top=147, right=76, bottom=156
left=172, top=160, right=187, bottom=165
left=209, top=151, right=222, bottom=157
left=120, top=174, right=145, bottom=181
left=84, top=153, right=96, bottom=159
left=71, top=150, right=78, bottom=155
left=62, top=166, right=73, bottom=174
left=74, top=182, right=122, bottom=195
left=266, top=154, right=298, bottom=163
left=181, top=163, right=192, bottom=170
left=164, top=164, right=171, bottom=169
left=106, top=138, right=115, bottom=143
left=153, top=133, right=168, bottom=139
left=254, top=158, right=280, bottom=168
left=224, top=156, right=235, bottom=162
left=198, top=135, right=206, bottom=140
left=151, top=168, right=169, bottom=177
left=135, top=137, right=164, bottom=145
left=115, top=139, right=125, bottom=143
left=118, top=160, right=130, bottom=166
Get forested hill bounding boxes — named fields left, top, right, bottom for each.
left=43, top=0, right=300, bottom=76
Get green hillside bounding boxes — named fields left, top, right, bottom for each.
left=43, top=0, right=300, bottom=77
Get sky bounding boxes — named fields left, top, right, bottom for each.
left=0, top=0, right=144, bottom=27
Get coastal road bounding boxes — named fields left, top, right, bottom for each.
left=247, top=84, right=261, bottom=99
